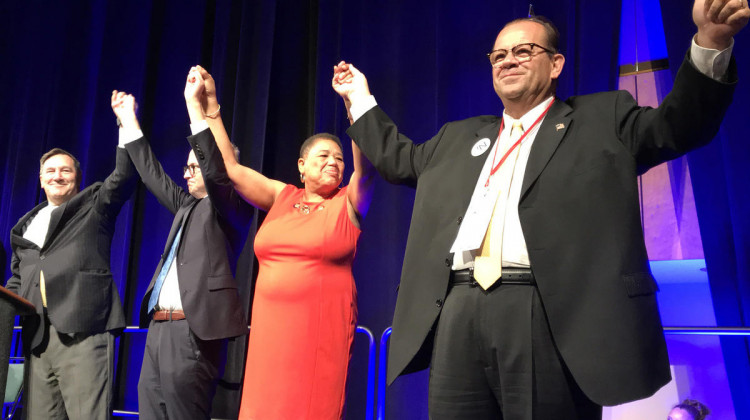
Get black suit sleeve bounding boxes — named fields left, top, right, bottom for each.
left=617, top=53, right=737, bottom=172
left=187, top=129, right=253, bottom=253
left=346, top=106, right=450, bottom=188
left=5, top=250, right=21, bottom=293
left=124, top=137, right=193, bottom=215
left=93, top=146, right=139, bottom=219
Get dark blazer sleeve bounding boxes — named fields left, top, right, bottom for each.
left=5, top=249, right=21, bottom=294
left=93, top=146, right=139, bottom=219
left=616, top=52, right=737, bottom=173
left=187, top=128, right=253, bottom=253
left=346, top=106, right=452, bottom=188
left=124, top=137, right=193, bottom=215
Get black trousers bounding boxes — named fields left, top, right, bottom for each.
left=428, top=283, right=601, bottom=420
left=138, top=319, right=227, bottom=420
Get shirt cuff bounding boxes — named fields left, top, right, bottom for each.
left=350, top=95, right=378, bottom=122
left=118, top=127, right=144, bottom=148
left=690, top=36, right=733, bottom=81
left=190, top=120, right=209, bottom=135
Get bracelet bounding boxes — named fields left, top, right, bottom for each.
left=203, top=104, right=221, bottom=118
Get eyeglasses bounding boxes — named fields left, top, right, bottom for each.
left=183, top=164, right=201, bottom=176
left=487, top=43, right=556, bottom=68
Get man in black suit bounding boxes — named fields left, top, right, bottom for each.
left=111, top=70, right=252, bottom=419
left=5, top=106, right=138, bottom=418
left=333, top=1, right=747, bottom=419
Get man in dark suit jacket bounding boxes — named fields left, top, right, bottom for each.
left=111, top=77, right=252, bottom=419
left=333, top=2, right=747, bottom=419
left=5, top=127, right=138, bottom=417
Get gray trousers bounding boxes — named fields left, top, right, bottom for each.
left=27, top=319, right=114, bottom=420
left=138, top=319, right=226, bottom=420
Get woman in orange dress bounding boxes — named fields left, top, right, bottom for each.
left=188, top=66, right=375, bottom=419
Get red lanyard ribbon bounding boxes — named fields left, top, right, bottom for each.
left=485, top=99, right=555, bottom=187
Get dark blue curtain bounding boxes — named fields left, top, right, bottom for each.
left=1, top=1, right=632, bottom=418
left=660, top=1, right=750, bottom=418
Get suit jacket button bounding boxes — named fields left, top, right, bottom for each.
left=40, top=255, right=45, bottom=260
left=435, top=299, right=443, bottom=307
left=456, top=216, right=462, bottom=225
left=444, top=258, right=451, bottom=267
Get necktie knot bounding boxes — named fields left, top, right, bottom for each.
left=511, top=121, right=524, bottom=138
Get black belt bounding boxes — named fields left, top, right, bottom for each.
left=449, top=267, right=535, bottom=287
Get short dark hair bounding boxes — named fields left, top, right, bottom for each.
left=673, top=399, right=710, bottom=420
left=503, top=15, right=561, bottom=53
left=299, top=133, right=343, bottom=159
left=39, top=148, right=82, bottom=189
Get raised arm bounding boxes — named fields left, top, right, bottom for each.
left=89, top=91, right=139, bottom=219
left=190, top=66, right=285, bottom=212
left=332, top=62, right=376, bottom=222
left=112, top=90, right=190, bottom=214
left=332, top=61, right=441, bottom=189
left=183, top=69, right=254, bottom=245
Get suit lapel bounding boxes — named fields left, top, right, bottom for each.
left=42, top=189, right=89, bottom=248
left=472, top=118, right=502, bottom=173
left=162, top=201, right=198, bottom=255
left=464, top=118, right=503, bottom=198
left=44, top=204, right=66, bottom=247
left=11, top=202, right=47, bottom=249
left=476, top=118, right=502, bottom=146
left=520, top=100, right=572, bottom=200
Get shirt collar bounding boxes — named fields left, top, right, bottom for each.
left=502, top=96, right=555, bottom=132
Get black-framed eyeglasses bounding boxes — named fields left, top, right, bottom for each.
left=487, top=42, right=556, bottom=67
left=183, top=164, right=201, bottom=176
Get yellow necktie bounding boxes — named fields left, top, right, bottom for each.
left=40, top=270, right=48, bottom=307
left=473, top=121, right=524, bottom=289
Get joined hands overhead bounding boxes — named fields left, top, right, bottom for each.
left=184, top=65, right=220, bottom=121
left=332, top=61, right=371, bottom=123
left=111, top=90, right=140, bottom=130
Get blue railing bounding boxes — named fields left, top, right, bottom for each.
left=377, top=327, right=393, bottom=420
left=5, top=325, right=750, bottom=419
left=3, top=325, right=377, bottom=419
left=373, top=326, right=750, bottom=419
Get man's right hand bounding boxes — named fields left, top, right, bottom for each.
left=111, top=90, right=140, bottom=130
left=694, top=0, right=749, bottom=49
left=332, top=61, right=371, bottom=106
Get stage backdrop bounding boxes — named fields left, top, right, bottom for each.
left=0, top=1, right=747, bottom=419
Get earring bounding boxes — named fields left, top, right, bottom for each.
left=300, top=173, right=305, bottom=183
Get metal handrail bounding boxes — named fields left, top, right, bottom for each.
left=7, top=324, right=750, bottom=419
left=355, top=326, right=377, bottom=420
left=663, top=327, right=750, bottom=335
left=4, top=325, right=377, bottom=418
left=373, top=326, right=750, bottom=419
left=377, top=327, right=393, bottom=420
left=112, top=410, right=138, bottom=417
left=14, top=325, right=750, bottom=335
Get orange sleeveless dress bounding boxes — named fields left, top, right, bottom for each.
left=238, top=185, right=360, bottom=420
